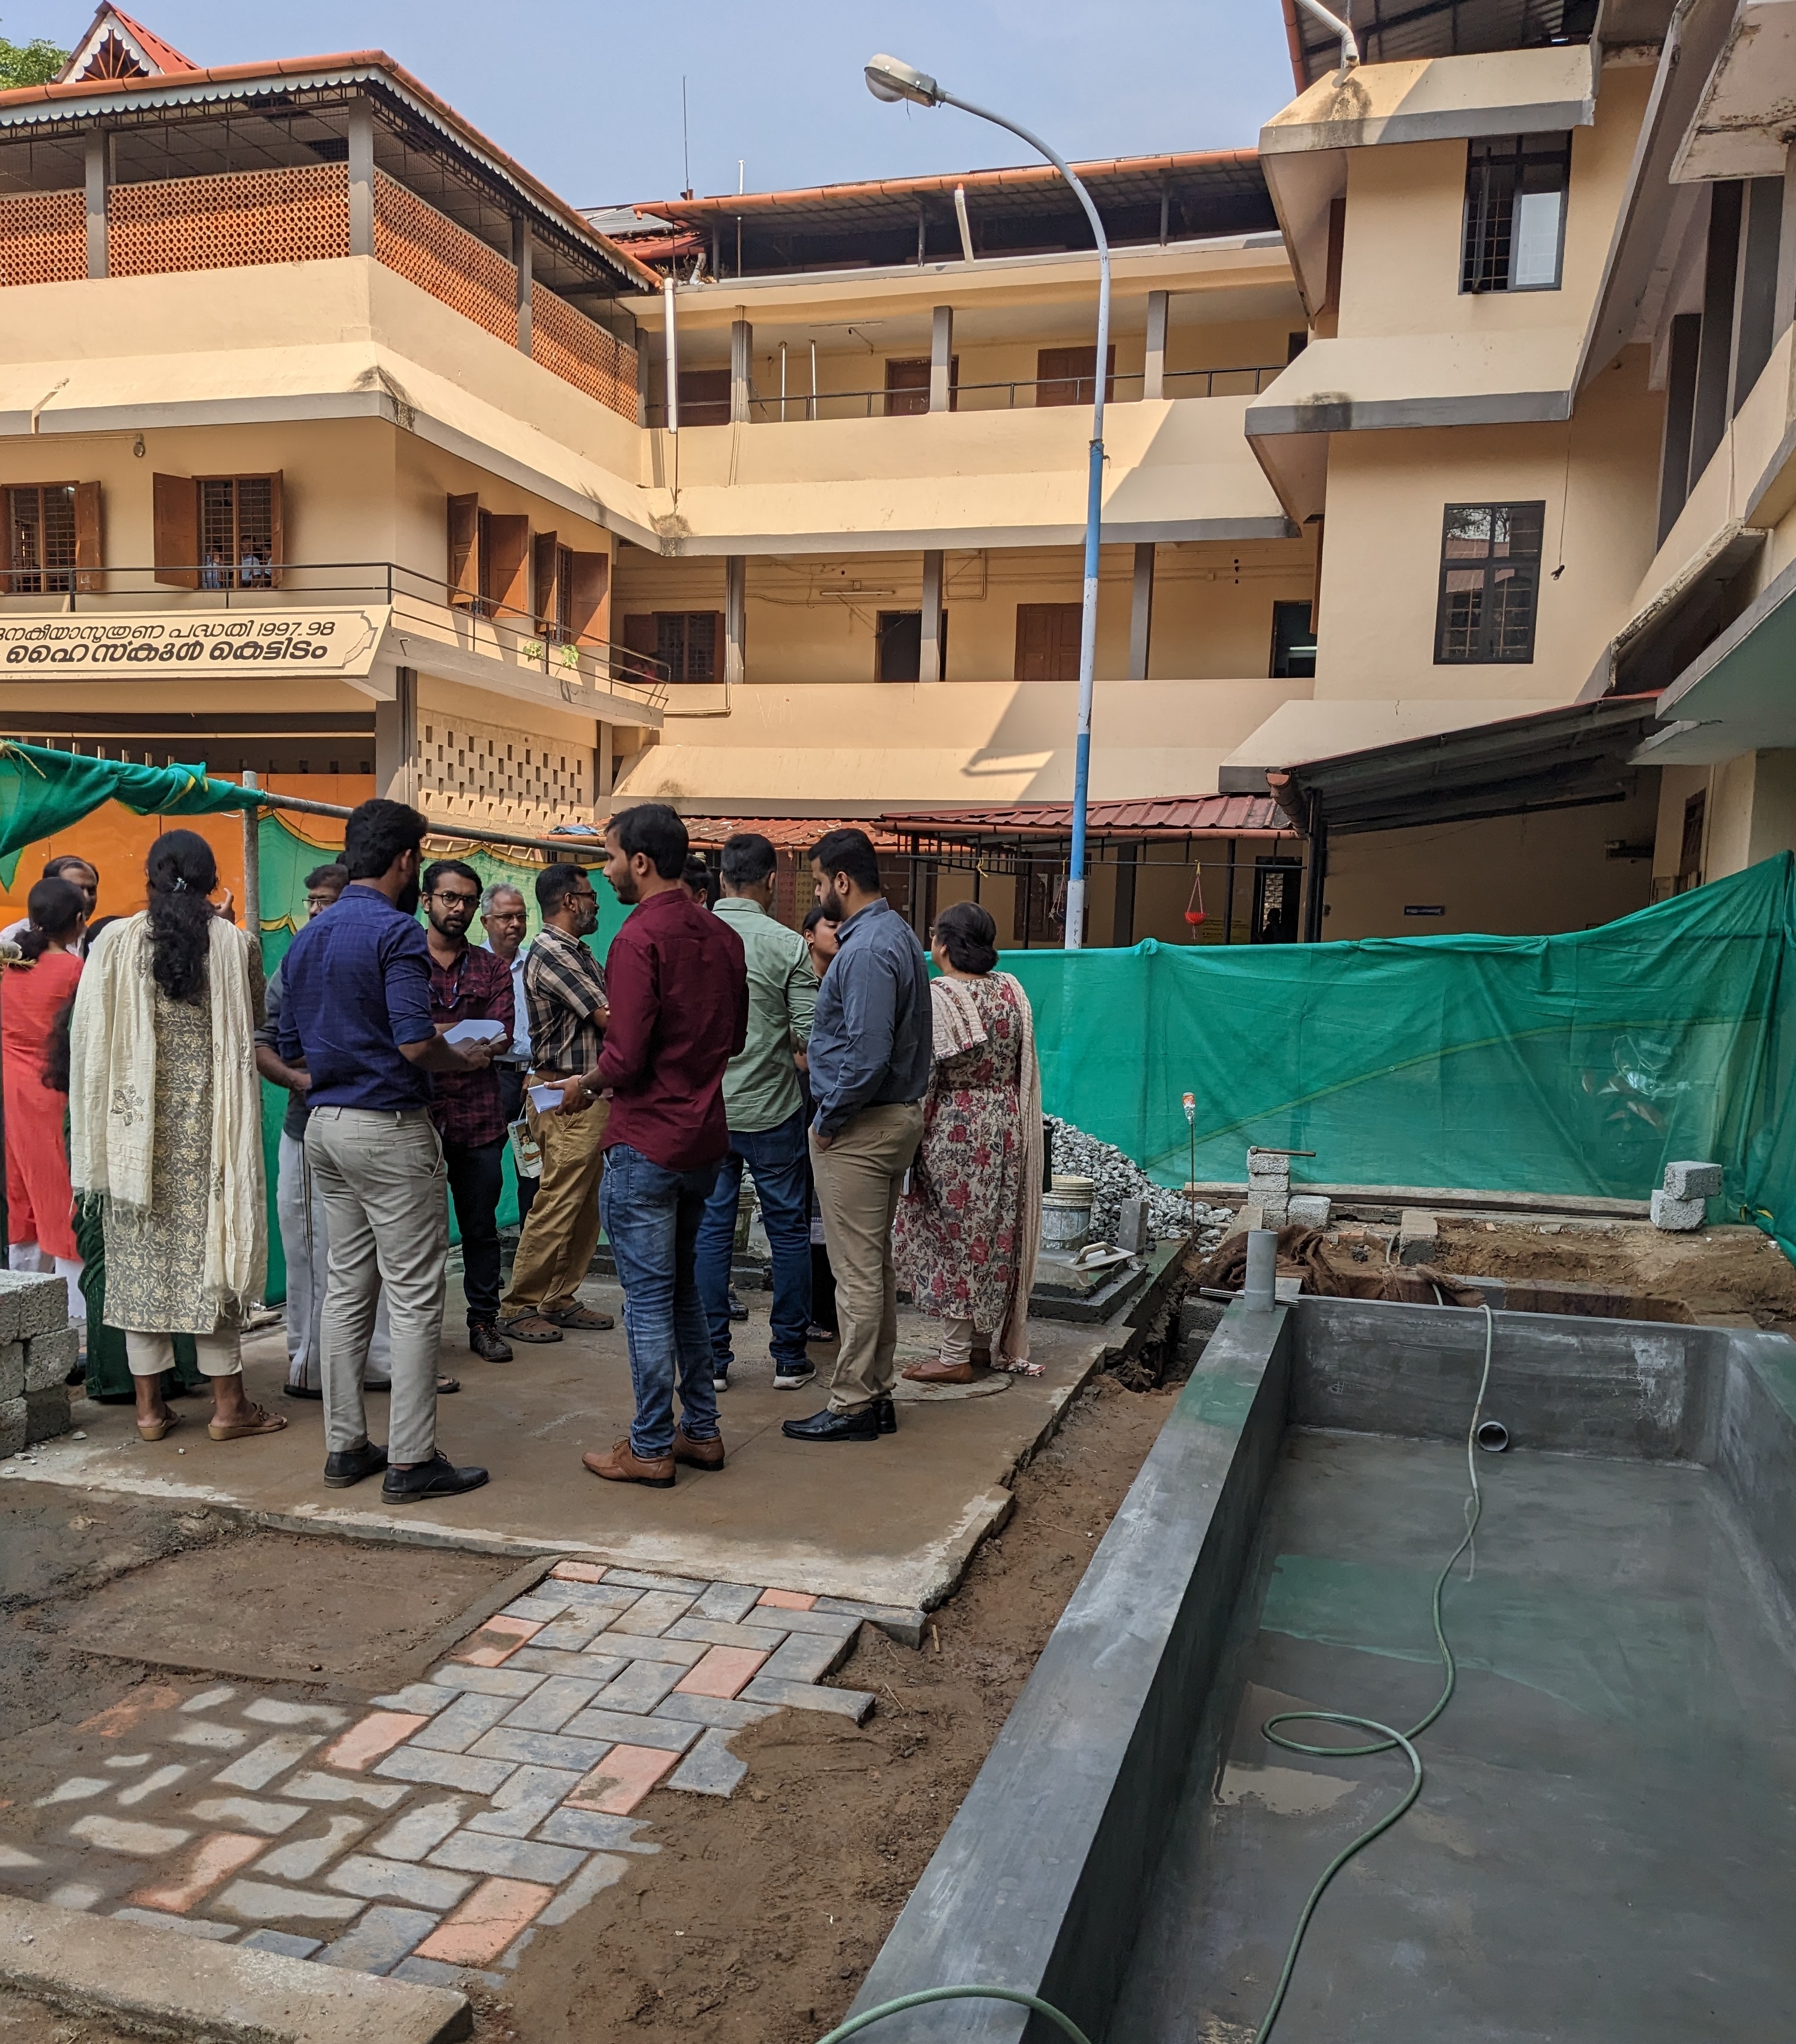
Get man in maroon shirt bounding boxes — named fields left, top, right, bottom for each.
left=559, top=805, right=747, bottom=1488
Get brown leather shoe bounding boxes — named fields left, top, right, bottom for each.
left=582, top=1438, right=676, bottom=1488
left=673, top=1426, right=724, bottom=1471
left=902, top=1357, right=975, bottom=1384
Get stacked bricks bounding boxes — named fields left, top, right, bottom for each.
left=0, top=1270, right=75, bottom=1456
left=1246, top=1148, right=1291, bottom=1227
left=1651, top=1160, right=1723, bottom=1233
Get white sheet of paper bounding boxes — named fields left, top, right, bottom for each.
left=444, top=1018, right=506, bottom=1045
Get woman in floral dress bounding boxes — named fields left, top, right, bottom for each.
left=894, top=901, right=1043, bottom=1382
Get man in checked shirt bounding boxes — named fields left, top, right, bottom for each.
left=497, top=863, right=617, bottom=1344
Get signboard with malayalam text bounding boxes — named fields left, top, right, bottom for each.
left=0, top=607, right=390, bottom=679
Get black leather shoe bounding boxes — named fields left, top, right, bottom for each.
left=324, top=1440, right=388, bottom=1489
left=383, top=1451, right=490, bottom=1503
left=873, top=1396, right=896, bottom=1435
left=283, top=1382, right=324, bottom=1402
left=781, top=1405, right=881, bottom=1443
left=469, top=1321, right=514, bottom=1364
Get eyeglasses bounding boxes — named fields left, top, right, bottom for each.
left=430, top=890, right=481, bottom=908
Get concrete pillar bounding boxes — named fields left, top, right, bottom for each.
left=920, top=550, right=944, bottom=683
left=347, top=98, right=374, bottom=259
left=635, top=320, right=651, bottom=420
left=84, top=132, right=106, bottom=279
left=374, top=666, right=417, bottom=803
left=512, top=217, right=533, bottom=356
left=730, top=318, right=753, bottom=424
left=1777, top=150, right=1796, bottom=338
left=1144, top=290, right=1168, bottom=401
left=929, top=305, right=954, bottom=412
left=724, top=556, right=746, bottom=686
left=1129, top=543, right=1155, bottom=680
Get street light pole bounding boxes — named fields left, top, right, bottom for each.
left=865, top=55, right=1109, bottom=949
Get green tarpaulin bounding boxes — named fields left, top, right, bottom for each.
left=0, top=741, right=257, bottom=886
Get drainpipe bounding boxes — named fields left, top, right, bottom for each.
left=1292, top=0, right=1360, bottom=75
left=661, top=276, right=679, bottom=433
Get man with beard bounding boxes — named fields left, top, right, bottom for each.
left=569, top=804, right=746, bottom=1489
left=781, top=826, right=930, bottom=1444
left=422, top=860, right=516, bottom=1364
left=497, top=863, right=616, bottom=1345
left=280, top=800, right=494, bottom=1502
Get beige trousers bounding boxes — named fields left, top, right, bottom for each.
left=810, top=1101, right=924, bottom=1413
left=126, top=1331, right=240, bottom=1378
left=502, top=1087, right=608, bottom=1319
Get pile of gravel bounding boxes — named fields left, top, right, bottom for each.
left=1046, top=1116, right=1233, bottom=1247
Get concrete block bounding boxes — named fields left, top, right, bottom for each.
left=0, top=1396, right=26, bottom=1456
left=252, top=1815, right=369, bottom=1881
left=603, top=1590, right=699, bottom=1635
left=190, top=1797, right=307, bottom=1837
left=370, top=1801, right=467, bottom=1864
left=1115, top=1197, right=1151, bottom=1256
left=285, top=1772, right=408, bottom=1811
left=533, top=1808, right=660, bottom=1854
left=591, top=1659, right=684, bottom=1714
left=538, top=1852, right=630, bottom=1924
left=467, top=1725, right=619, bottom=1772
left=110, top=1908, right=238, bottom=1941
left=757, top=1607, right=860, bottom=1641
left=463, top=1767, right=582, bottom=1839
left=244, top=1699, right=349, bottom=1730
left=426, top=1664, right=545, bottom=1699
left=369, top=1685, right=456, bottom=1718
left=740, top=1676, right=875, bottom=1722
left=1287, top=1194, right=1330, bottom=1230
left=499, top=1677, right=607, bottom=1733
left=527, top=1617, right=616, bottom=1652
left=0, top=1342, right=22, bottom=1401
left=1651, top=1189, right=1706, bottom=1232
left=1663, top=1160, right=1723, bottom=1200
left=326, top=1855, right=474, bottom=1912
left=426, top=1831, right=585, bottom=1887
left=667, top=1729, right=747, bottom=1798
left=664, top=1617, right=789, bottom=1652
left=505, top=1648, right=631, bottom=1682
left=811, top=1598, right=928, bottom=1648
left=24, top=1385, right=70, bottom=1443
left=237, top=1928, right=324, bottom=1959
left=759, top=1634, right=846, bottom=1684
left=212, top=1733, right=323, bottom=1792
left=67, top=1815, right=192, bottom=1855
left=318, top=1905, right=440, bottom=1975
left=1246, top=1148, right=1290, bottom=1191
left=651, top=1693, right=781, bottom=1732
left=601, top=1568, right=711, bottom=1595
left=691, top=1581, right=765, bottom=1624
left=554, top=1708, right=700, bottom=1754
left=23, top=1326, right=79, bottom=1392
left=173, top=1722, right=251, bottom=1752
left=0, top=1270, right=67, bottom=1340
left=1397, top=1209, right=1439, bottom=1265
left=1177, top=1297, right=1224, bottom=1354
left=372, top=1748, right=518, bottom=1796
left=408, top=1692, right=517, bottom=1755
left=565, top=1745, right=679, bottom=1815
left=498, top=1594, right=573, bottom=1623
left=216, top=1879, right=364, bottom=1924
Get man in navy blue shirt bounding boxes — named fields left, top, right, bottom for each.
left=280, top=799, right=497, bottom=1503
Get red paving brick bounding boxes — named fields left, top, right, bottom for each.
left=550, top=1560, right=605, bottom=1582
left=565, top=1744, right=678, bottom=1814
left=129, top=1831, right=262, bottom=1912
left=675, top=1646, right=768, bottom=1699
left=450, top=1614, right=542, bottom=1665
left=318, top=1712, right=428, bottom=1772
left=73, top=1686, right=184, bottom=1738
left=757, top=1589, right=817, bottom=1610
left=415, top=1876, right=554, bottom=1965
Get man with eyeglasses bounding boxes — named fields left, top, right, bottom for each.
left=497, top=862, right=616, bottom=1345
left=422, top=860, right=517, bottom=1365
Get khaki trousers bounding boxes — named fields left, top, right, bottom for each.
left=810, top=1101, right=924, bottom=1413
left=502, top=1087, right=608, bottom=1319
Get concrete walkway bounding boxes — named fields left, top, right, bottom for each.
left=1, top=1276, right=1111, bottom=1610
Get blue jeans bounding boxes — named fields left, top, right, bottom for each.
left=599, top=1141, right=722, bottom=1459
left=694, top=1107, right=814, bottom=1373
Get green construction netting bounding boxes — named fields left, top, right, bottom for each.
left=1001, top=851, right=1796, bottom=1258
left=0, top=741, right=257, bottom=886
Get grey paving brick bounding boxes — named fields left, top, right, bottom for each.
left=317, top=1904, right=438, bottom=1974
left=468, top=1726, right=617, bottom=1772
left=557, top=1708, right=702, bottom=1753
left=604, top=1590, right=698, bottom=1635
left=761, top=1633, right=850, bottom=1683
left=740, top=1676, right=874, bottom=1722
left=554, top=1581, right=645, bottom=1610
left=500, top=1594, right=573, bottom=1623
left=181, top=1686, right=237, bottom=1714
left=426, top=1664, right=545, bottom=1699
left=591, top=1635, right=707, bottom=1668
left=171, top=1721, right=251, bottom=1752
left=372, top=1748, right=517, bottom=1795
left=284, top=1772, right=407, bottom=1810
left=756, top=1608, right=861, bottom=1641
left=539, top=1852, right=631, bottom=1923
left=602, top=1568, right=710, bottom=1595
left=368, top=1684, right=454, bottom=1717
left=501, top=1677, right=607, bottom=1733
left=464, top=1766, right=581, bottom=1838
left=506, top=1647, right=630, bottom=1682
left=408, top=1690, right=517, bottom=1754
left=496, top=1926, right=536, bottom=1969
left=252, top=1815, right=368, bottom=1881
left=651, top=1693, right=781, bottom=1733
left=216, top=1879, right=363, bottom=1924
left=111, top=1907, right=238, bottom=1941
left=667, top=1729, right=747, bottom=1798
left=529, top=1618, right=616, bottom=1652
left=115, top=1762, right=189, bottom=1807
left=390, top=1956, right=506, bottom=1992
left=426, top=1830, right=585, bottom=1885
left=591, top=1660, right=684, bottom=1714
left=67, top=1816, right=191, bottom=1855
left=369, top=1799, right=466, bottom=1863
left=813, top=1596, right=927, bottom=1647
left=690, top=1581, right=765, bottom=1624
left=211, top=1733, right=323, bottom=1791
left=243, top=1700, right=348, bottom=1729
left=326, top=1855, right=474, bottom=1909
left=534, top=1808, right=661, bottom=1855
left=238, top=1929, right=323, bottom=1959
left=665, top=1617, right=789, bottom=1652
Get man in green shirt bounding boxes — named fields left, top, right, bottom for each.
left=694, top=833, right=820, bottom=1392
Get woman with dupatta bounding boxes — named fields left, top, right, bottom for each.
left=893, top=901, right=1044, bottom=1382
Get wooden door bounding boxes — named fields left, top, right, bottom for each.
left=1014, top=601, right=1082, bottom=680
left=1036, top=344, right=1116, bottom=407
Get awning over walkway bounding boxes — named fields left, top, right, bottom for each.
left=1636, top=549, right=1796, bottom=764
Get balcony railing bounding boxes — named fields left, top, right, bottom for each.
left=0, top=169, right=639, bottom=424
left=0, top=561, right=669, bottom=713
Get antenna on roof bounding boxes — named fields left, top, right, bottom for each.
left=681, top=78, right=693, bottom=201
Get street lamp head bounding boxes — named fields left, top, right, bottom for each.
left=864, top=54, right=941, bottom=108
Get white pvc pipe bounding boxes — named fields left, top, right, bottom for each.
left=662, top=275, right=679, bottom=433
left=1293, top=0, right=1360, bottom=73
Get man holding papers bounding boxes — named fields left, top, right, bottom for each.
left=423, top=860, right=517, bottom=1365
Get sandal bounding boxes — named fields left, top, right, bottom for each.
left=994, top=1357, right=1046, bottom=1378
left=545, top=1304, right=615, bottom=1331
left=902, top=1358, right=975, bottom=1384
left=207, top=1404, right=288, bottom=1442
left=499, top=1313, right=563, bottom=1344
left=137, top=1409, right=183, bottom=1443
left=437, top=1374, right=461, bottom=1395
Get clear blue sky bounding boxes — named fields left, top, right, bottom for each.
left=10, top=2, right=1298, bottom=206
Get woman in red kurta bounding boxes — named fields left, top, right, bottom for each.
left=4, top=876, right=86, bottom=1298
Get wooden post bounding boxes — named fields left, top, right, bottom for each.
left=84, top=131, right=107, bottom=279
left=347, top=99, right=374, bottom=258
left=1129, top=543, right=1155, bottom=680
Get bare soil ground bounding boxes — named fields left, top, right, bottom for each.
left=0, top=1989, right=145, bottom=2044
left=1431, top=1218, right=1796, bottom=1323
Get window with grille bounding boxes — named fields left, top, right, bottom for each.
left=7, top=485, right=77, bottom=593
left=1462, top=135, right=1570, bottom=294
left=1434, top=502, right=1546, bottom=665
left=658, top=612, right=718, bottom=680
left=198, top=476, right=277, bottom=589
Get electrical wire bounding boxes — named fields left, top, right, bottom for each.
left=814, top=1985, right=1095, bottom=2044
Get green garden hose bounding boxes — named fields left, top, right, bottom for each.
left=815, top=1985, right=1094, bottom=2044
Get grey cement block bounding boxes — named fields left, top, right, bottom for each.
left=372, top=1748, right=517, bottom=1796
left=651, top=1693, right=780, bottom=1732
left=554, top=1708, right=699, bottom=1753
left=325, top=1857, right=473, bottom=1911
left=0, top=1342, right=22, bottom=1401
left=761, top=1633, right=849, bottom=1684
left=1115, top=1197, right=1151, bottom=1256
left=24, top=1385, right=70, bottom=1444
left=426, top=1830, right=585, bottom=1886
left=1177, top=1297, right=1225, bottom=1354
left=1663, top=1160, right=1723, bottom=1199
left=238, top=1929, right=324, bottom=1959
left=740, top=1676, right=874, bottom=1721
left=0, top=1396, right=25, bottom=1456
left=1651, top=1189, right=1706, bottom=1232
left=1287, top=1194, right=1330, bottom=1229
left=535, top=1807, right=660, bottom=1854
left=690, top=1581, right=765, bottom=1624
left=23, top=1326, right=78, bottom=1392
left=667, top=1729, right=747, bottom=1797
left=0, top=1271, right=67, bottom=1340
left=408, top=1691, right=516, bottom=1754
left=812, top=1597, right=927, bottom=1648
left=318, top=1906, right=439, bottom=1975
left=1397, top=1209, right=1438, bottom=1265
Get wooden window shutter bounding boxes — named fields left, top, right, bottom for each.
left=447, top=493, right=480, bottom=610
left=152, top=473, right=198, bottom=590
left=532, top=529, right=560, bottom=633
left=566, top=550, right=610, bottom=645
left=483, top=514, right=530, bottom=622
left=73, top=481, right=102, bottom=593
left=267, top=470, right=284, bottom=590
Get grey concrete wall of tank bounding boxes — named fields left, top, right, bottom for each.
left=848, top=1295, right=1796, bottom=2044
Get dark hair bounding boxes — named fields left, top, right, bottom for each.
left=721, top=832, right=776, bottom=887
left=145, top=829, right=218, bottom=1004
left=43, top=853, right=96, bottom=884
left=810, top=827, right=881, bottom=896
left=608, top=803, right=688, bottom=880
left=16, top=876, right=84, bottom=962
left=305, top=862, right=348, bottom=892
left=536, top=862, right=589, bottom=913
left=801, top=903, right=841, bottom=935
left=42, top=994, right=75, bottom=1096
left=682, top=853, right=718, bottom=905
left=935, top=900, right=999, bottom=975
left=422, top=859, right=482, bottom=897
left=342, top=799, right=428, bottom=881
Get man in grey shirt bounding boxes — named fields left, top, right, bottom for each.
left=782, top=827, right=931, bottom=1444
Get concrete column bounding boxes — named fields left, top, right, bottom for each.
left=84, top=132, right=106, bottom=279
left=1129, top=543, right=1155, bottom=680
left=929, top=305, right=954, bottom=412
left=512, top=217, right=533, bottom=356
left=1144, top=290, right=1168, bottom=401
left=920, top=550, right=944, bottom=683
left=635, top=319, right=651, bottom=420
left=730, top=318, right=753, bottom=424
left=595, top=728, right=614, bottom=800
left=724, top=556, right=746, bottom=686
left=347, top=98, right=374, bottom=259
left=374, top=666, right=417, bottom=803
left=1777, top=150, right=1796, bottom=338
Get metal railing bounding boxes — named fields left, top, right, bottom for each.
left=0, top=561, right=671, bottom=711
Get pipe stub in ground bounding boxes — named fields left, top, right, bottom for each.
left=1476, top=1419, right=1510, bottom=1453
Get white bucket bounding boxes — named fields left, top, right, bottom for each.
left=1042, top=1173, right=1096, bottom=1252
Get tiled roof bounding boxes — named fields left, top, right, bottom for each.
left=107, top=10, right=198, bottom=73
left=876, top=796, right=1292, bottom=838
left=666, top=817, right=918, bottom=853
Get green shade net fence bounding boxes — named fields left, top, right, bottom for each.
left=0, top=741, right=258, bottom=884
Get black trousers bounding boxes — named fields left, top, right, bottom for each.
left=444, top=1134, right=506, bottom=1325
left=496, top=1064, right=537, bottom=1230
